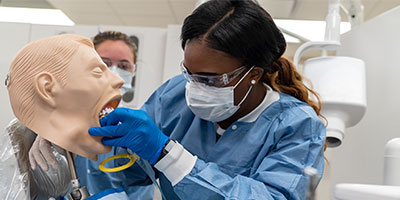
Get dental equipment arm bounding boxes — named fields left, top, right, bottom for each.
left=293, top=0, right=367, bottom=148
left=65, top=151, right=90, bottom=200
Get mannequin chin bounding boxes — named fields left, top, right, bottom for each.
left=7, top=34, right=124, bottom=160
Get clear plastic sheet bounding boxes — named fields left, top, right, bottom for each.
left=0, top=118, right=29, bottom=200
left=31, top=146, right=72, bottom=199
left=1, top=119, right=72, bottom=199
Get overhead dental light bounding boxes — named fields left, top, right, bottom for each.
left=293, top=0, right=367, bottom=148
left=275, top=19, right=351, bottom=42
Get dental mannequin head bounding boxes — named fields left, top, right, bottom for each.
left=7, top=34, right=124, bottom=160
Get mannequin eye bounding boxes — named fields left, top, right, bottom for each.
left=91, top=66, right=103, bottom=77
left=101, top=58, right=112, bottom=67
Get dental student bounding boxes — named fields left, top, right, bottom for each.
left=88, top=0, right=327, bottom=199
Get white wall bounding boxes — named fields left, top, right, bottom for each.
left=0, top=22, right=31, bottom=129
left=29, top=24, right=99, bottom=40
left=317, top=6, right=400, bottom=199
left=162, top=25, right=184, bottom=82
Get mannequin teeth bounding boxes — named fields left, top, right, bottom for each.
left=99, top=106, right=114, bottom=119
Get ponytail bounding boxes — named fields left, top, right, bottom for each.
left=263, top=57, right=322, bottom=117
left=264, top=57, right=328, bottom=150
left=264, top=57, right=327, bottom=151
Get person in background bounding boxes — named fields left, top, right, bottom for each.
left=89, top=0, right=327, bottom=199
left=28, top=31, right=154, bottom=200
left=93, top=31, right=137, bottom=99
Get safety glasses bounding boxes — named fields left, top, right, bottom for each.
left=102, top=58, right=135, bottom=72
left=180, top=62, right=248, bottom=87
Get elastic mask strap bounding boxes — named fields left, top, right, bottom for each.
left=233, top=65, right=255, bottom=88
left=235, top=66, right=255, bottom=106
left=237, top=84, right=254, bottom=106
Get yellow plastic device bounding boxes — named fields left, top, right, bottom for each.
left=98, top=111, right=140, bottom=173
left=99, top=153, right=140, bottom=173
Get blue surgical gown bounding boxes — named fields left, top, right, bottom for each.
left=77, top=74, right=326, bottom=200
left=141, top=75, right=326, bottom=200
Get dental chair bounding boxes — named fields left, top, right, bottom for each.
left=0, top=119, right=72, bottom=199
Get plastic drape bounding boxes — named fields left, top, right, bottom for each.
left=0, top=119, right=72, bottom=199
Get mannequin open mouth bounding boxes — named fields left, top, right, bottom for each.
left=99, top=98, right=120, bottom=119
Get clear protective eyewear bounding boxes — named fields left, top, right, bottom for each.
left=102, top=57, right=135, bottom=72
left=180, top=62, right=248, bottom=87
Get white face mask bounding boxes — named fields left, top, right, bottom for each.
left=185, top=66, right=254, bottom=122
left=109, top=66, right=135, bottom=95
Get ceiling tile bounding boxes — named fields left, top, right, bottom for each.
left=120, top=15, right=176, bottom=27
left=259, top=0, right=296, bottom=19
left=289, top=0, right=329, bottom=20
left=2, top=0, right=54, bottom=8
left=36, top=0, right=400, bottom=28
left=108, top=0, right=173, bottom=16
left=367, top=2, right=381, bottom=17
left=68, top=13, right=124, bottom=26
left=168, top=0, right=196, bottom=24
left=365, top=0, right=400, bottom=19
left=48, top=0, right=113, bottom=14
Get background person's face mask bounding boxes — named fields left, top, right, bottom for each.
left=185, top=66, right=255, bottom=122
left=109, top=66, right=134, bottom=95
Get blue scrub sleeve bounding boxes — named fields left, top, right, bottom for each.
left=173, top=110, right=326, bottom=200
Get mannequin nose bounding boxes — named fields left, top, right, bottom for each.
left=109, top=70, right=124, bottom=89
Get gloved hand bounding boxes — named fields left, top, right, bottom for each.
left=29, top=136, right=59, bottom=171
left=89, top=108, right=169, bottom=165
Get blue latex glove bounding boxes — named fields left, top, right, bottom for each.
left=89, top=108, right=169, bottom=165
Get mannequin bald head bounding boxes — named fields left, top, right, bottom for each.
left=8, top=34, right=91, bottom=126
left=7, top=34, right=124, bottom=160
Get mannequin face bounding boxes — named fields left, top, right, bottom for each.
left=47, top=44, right=124, bottom=159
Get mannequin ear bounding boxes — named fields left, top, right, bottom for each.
left=34, top=72, right=58, bottom=108
left=248, top=66, right=264, bottom=84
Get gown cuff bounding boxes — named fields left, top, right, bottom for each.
left=154, top=141, right=197, bottom=186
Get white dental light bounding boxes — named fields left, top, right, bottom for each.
left=293, top=0, right=367, bottom=148
left=303, top=56, right=366, bottom=147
